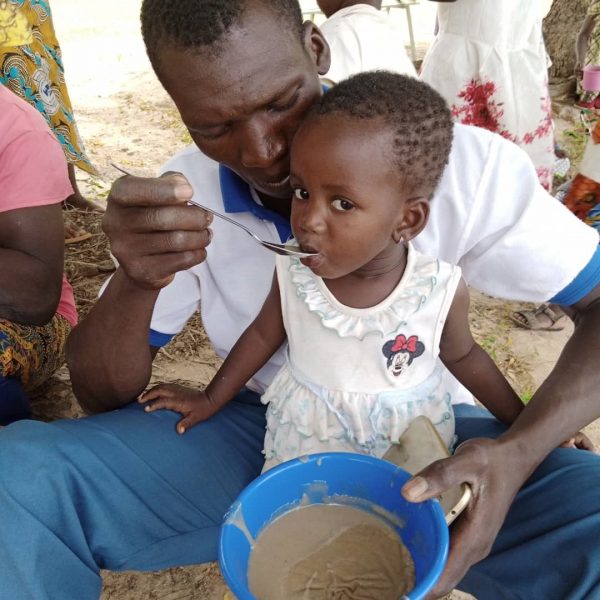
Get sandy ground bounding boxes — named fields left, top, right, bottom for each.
left=32, top=1, right=597, bottom=599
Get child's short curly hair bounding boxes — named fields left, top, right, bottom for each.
left=141, top=0, right=304, bottom=68
left=313, top=72, right=454, bottom=198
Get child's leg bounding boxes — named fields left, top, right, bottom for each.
left=0, top=390, right=266, bottom=600
left=453, top=404, right=600, bottom=600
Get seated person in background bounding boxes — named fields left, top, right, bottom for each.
left=315, top=0, right=417, bottom=82
left=0, top=85, right=78, bottom=424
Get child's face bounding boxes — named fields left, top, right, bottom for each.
left=290, top=114, right=416, bottom=279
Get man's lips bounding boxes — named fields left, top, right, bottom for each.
left=259, top=174, right=290, bottom=190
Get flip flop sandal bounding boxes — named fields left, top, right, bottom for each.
left=510, top=304, right=565, bottom=331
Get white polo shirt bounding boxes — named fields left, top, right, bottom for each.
left=318, top=4, right=417, bottom=83
left=146, top=123, right=600, bottom=400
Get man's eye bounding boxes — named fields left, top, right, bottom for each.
left=188, top=123, right=231, bottom=140
left=331, top=198, right=354, bottom=211
left=270, top=92, right=299, bottom=113
left=293, top=188, right=309, bottom=200
left=194, top=129, right=227, bottom=140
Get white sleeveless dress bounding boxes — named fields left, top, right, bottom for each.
left=261, top=243, right=462, bottom=471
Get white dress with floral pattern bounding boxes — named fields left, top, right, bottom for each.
left=420, top=0, right=554, bottom=191
left=261, top=243, right=462, bottom=472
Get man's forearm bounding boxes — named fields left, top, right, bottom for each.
left=501, top=296, right=600, bottom=470
left=66, top=268, right=160, bottom=413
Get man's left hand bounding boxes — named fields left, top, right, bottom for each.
left=401, top=437, right=525, bottom=598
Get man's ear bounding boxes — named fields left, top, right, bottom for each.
left=392, top=197, right=430, bottom=243
left=302, top=21, right=331, bottom=76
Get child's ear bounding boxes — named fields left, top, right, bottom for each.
left=302, top=22, right=331, bottom=76
left=393, top=197, right=430, bottom=243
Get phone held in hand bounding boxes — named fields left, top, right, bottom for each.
left=383, top=415, right=471, bottom=525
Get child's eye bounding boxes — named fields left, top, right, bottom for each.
left=331, top=198, right=355, bottom=211
left=293, top=188, right=309, bottom=200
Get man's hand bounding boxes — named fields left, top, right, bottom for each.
left=102, top=172, right=213, bottom=290
left=401, top=437, right=524, bottom=598
left=139, top=383, right=223, bottom=433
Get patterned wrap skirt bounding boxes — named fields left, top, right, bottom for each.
left=0, top=313, right=71, bottom=391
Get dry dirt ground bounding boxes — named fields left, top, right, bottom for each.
left=27, top=2, right=597, bottom=599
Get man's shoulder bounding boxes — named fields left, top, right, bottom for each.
left=449, top=122, right=527, bottom=163
left=450, top=122, right=495, bottom=157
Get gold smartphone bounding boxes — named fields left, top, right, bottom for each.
left=383, top=416, right=471, bottom=525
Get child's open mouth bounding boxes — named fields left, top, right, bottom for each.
left=299, top=250, right=324, bottom=270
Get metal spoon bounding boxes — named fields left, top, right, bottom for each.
left=110, top=163, right=317, bottom=258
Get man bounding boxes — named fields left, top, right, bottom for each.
left=0, top=1, right=599, bottom=599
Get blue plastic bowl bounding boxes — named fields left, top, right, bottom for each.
left=218, top=452, right=448, bottom=599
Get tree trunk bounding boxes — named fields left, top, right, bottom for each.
left=543, top=0, right=589, bottom=90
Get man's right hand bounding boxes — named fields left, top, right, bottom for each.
left=103, top=171, right=213, bottom=290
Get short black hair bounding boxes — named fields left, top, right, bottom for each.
left=141, top=0, right=304, bottom=68
left=310, top=71, right=453, bottom=198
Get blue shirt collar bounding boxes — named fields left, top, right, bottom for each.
left=218, top=165, right=291, bottom=242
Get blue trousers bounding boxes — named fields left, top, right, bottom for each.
left=0, top=395, right=599, bottom=600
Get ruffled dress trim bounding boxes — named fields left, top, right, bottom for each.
left=262, top=361, right=454, bottom=465
left=288, top=243, right=440, bottom=340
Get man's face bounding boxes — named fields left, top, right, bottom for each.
left=156, top=3, right=329, bottom=202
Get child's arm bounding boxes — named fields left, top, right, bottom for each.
left=439, top=278, right=523, bottom=425
left=140, top=273, right=286, bottom=432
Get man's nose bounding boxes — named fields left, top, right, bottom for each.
left=239, top=120, right=286, bottom=168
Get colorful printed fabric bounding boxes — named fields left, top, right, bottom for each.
left=420, top=0, right=554, bottom=191
left=0, top=313, right=71, bottom=391
left=0, top=0, right=33, bottom=46
left=564, top=116, right=600, bottom=231
left=0, top=0, right=97, bottom=175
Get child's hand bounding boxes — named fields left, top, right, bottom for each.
left=139, top=383, right=221, bottom=434
left=560, top=431, right=596, bottom=452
